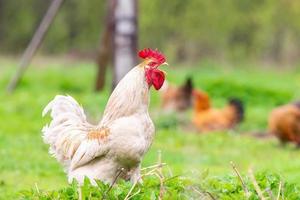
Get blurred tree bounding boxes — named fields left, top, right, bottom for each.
left=95, top=0, right=116, bottom=91
left=112, top=0, right=138, bottom=89
left=6, top=0, right=65, bottom=92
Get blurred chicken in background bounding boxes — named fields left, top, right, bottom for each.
left=160, top=77, right=193, bottom=112
left=192, top=90, right=244, bottom=132
left=268, top=102, right=300, bottom=146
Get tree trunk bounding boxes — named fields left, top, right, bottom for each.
left=95, top=0, right=116, bottom=91
left=112, top=0, right=138, bottom=89
left=271, top=26, right=285, bottom=64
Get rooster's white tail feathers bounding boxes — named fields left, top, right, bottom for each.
left=42, top=95, right=94, bottom=170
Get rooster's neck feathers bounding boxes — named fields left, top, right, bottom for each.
left=99, top=66, right=149, bottom=127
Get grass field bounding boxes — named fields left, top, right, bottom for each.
left=1, top=57, right=300, bottom=199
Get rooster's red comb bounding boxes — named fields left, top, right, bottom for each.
left=138, top=48, right=166, bottom=67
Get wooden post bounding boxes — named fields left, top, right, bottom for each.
left=112, top=0, right=138, bottom=89
left=6, top=0, right=65, bottom=93
left=95, top=0, right=116, bottom=91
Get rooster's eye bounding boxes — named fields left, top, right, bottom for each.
left=138, top=48, right=166, bottom=67
left=148, top=61, right=157, bottom=67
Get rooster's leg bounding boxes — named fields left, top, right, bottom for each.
left=129, top=165, right=142, bottom=184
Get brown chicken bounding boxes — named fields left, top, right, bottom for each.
left=192, top=89, right=244, bottom=132
left=268, top=102, right=300, bottom=146
left=161, top=77, right=193, bottom=112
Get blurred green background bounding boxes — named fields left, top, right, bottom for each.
left=1, top=0, right=300, bottom=64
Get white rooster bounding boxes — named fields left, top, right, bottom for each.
left=42, top=48, right=167, bottom=184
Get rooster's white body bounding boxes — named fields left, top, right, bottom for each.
left=42, top=66, right=155, bottom=184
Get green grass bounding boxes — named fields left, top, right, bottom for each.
left=1, top=57, right=300, bottom=199
left=19, top=171, right=300, bottom=199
